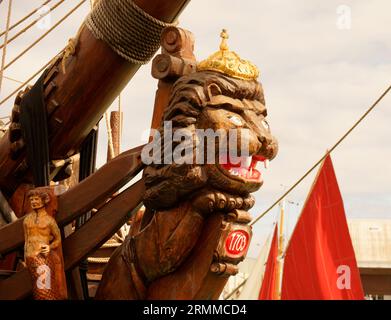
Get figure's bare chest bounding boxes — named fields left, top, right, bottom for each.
left=25, top=216, right=52, bottom=236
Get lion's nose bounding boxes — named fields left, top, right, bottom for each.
left=255, top=134, right=278, bottom=160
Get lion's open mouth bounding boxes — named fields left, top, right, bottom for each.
left=219, top=155, right=269, bottom=183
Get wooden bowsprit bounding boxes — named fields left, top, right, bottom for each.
left=0, top=0, right=190, bottom=197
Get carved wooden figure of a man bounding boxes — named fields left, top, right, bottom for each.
left=23, top=188, right=67, bottom=299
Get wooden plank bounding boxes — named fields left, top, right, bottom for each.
left=0, top=268, right=32, bottom=300
left=63, top=179, right=145, bottom=270
left=0, top=218, right=25, bottom=256
left=0, top=145, right=144, bottom=255
left=0, top=179, right=145, bottom=300
left=57, top=145, right=144, bottom=224
left=361, top=274, right=391, bottom=296
left=359, top=267, right=391, bottom=276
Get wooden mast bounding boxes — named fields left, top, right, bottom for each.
left=0, top=0, right=190, bottom=197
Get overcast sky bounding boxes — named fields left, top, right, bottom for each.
left=0, top=0, right=390, bottom=256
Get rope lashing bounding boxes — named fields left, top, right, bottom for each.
left=0, top=0, right=12, bottom=95
left=61, top=37, right=77, bottom=74
left=85, top=0, right=176, bottom=64
left=87, top=257, right=110, bottom=264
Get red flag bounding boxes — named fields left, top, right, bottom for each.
left=281, top=154, right=364, bottom=300
left=258, top=225, right=279, bottom=300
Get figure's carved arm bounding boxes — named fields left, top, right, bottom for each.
left=49, top=217, right=62, bottom=251
left=23, top=218, right=29, bottom=260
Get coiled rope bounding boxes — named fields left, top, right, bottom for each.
left=85, top=0, right=175, bottom=64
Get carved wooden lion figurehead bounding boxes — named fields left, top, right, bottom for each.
left=143, top=70, right=278, bottom=209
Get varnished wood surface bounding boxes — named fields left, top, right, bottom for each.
left=57, top=145, right=144, bottom=225
left=134, top=0, right=190, bottom=23
left=147, top=214, right=224, bottom=299
left=63, top=179, right=145, bottom=271
left=47, top=25, right=138, bottom=159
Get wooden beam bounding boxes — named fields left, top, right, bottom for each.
left=359, top=267, right=391, bottom=276
left=63, top=180, right=145, bottom=271
left=57, top=145, right=144, bottom=225
left=361, top=274, right=391, bottom=296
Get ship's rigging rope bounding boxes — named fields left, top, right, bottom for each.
left=0, top=0, right=66, bottom=50
left=85, top=0, right=176, bottom=64
left=250, top=84, right=391, bottom=226
left=224, top=279, right=247, bottom=300
left=2, top=0, right=86, bottom=72
left=0, top=0, right=12, bottom=95
left=2, top=75, right=23, bottom=84
left=0, top=0, right=52, bottom=38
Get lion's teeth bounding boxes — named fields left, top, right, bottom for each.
left=228, top=155, right=240, bottom=166
left=255, top=161, right=263, bottom=172
left=241, top=156, right=252, bottom=169
left=264, top=160, right=269, bottom=169
left=229, top=168, right=241, bottom=176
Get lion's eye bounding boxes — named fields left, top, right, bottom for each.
left=261, top=119, right=269, bottom=129
left=228, top=115, right=243, bottom=126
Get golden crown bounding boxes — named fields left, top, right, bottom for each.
left=197, top=29, right=259, bottom=80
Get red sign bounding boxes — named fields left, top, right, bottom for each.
left=225, top=230, right=250, bottom=256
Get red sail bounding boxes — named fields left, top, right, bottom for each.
left=281, top=154, right=364, bottom=300
left=258, top=225, right=279, bottom=300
